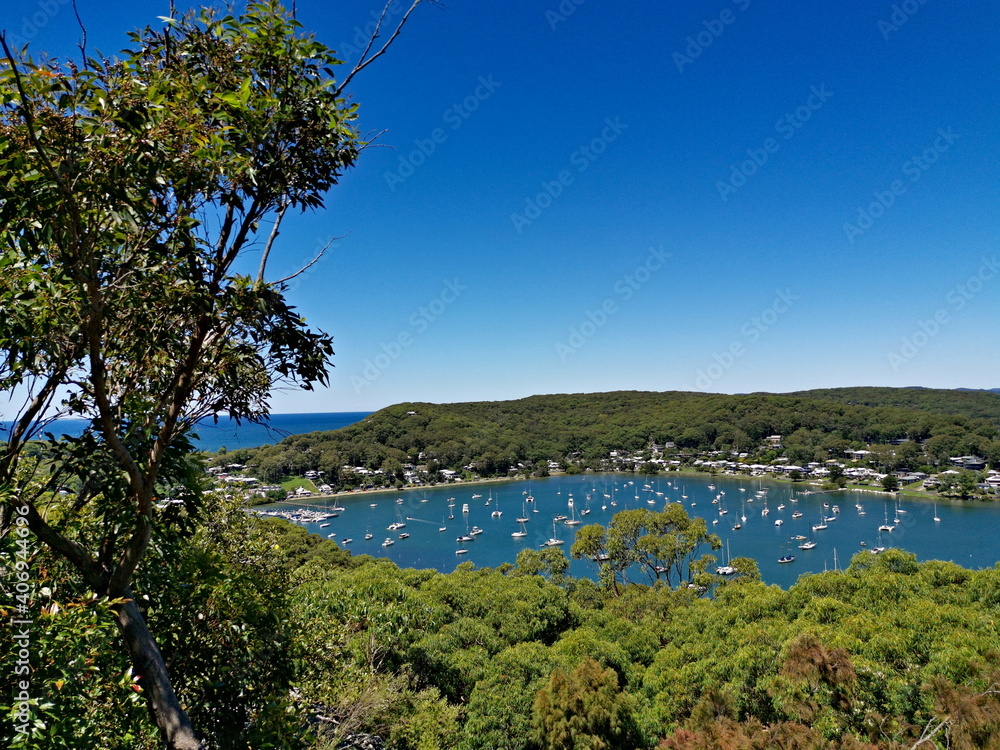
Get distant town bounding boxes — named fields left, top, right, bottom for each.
left=208, top=433, right=1000, bottom=503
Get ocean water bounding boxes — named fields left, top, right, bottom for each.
left=257, top=473, right=1000, bottom=588
left=0, top=412, right=371, bottom=453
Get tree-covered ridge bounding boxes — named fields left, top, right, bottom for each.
left=233, top=389, right=1000, bottom=483
left=785, top=386, right=1000, bottom=422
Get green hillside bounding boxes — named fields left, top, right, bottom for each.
left=785, top=386, right=1000, bottom=421
left=233, top=389, right=1000, bottom=484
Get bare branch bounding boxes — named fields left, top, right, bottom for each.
left=256, top=202, right=290, bottom=283
left=273, top=234, right=341, bottom=285
left=71, top=0, right=88, bottom=61
left=334, top=0, right=427, bottom=98
left=906, top=716, right=949, bottom=750
left=1, top=370, right=70, bottom=479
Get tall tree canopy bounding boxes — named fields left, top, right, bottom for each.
left=0, top=2, right=421, bottom=746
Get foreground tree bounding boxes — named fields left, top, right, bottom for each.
left=0, top=2, right=424, bottom=746
left=531, top=658, right=641, bottom=750
left=570, top=506, right=720, bottom=593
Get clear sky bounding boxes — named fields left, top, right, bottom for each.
left=3, top=0, right=998, bottom=413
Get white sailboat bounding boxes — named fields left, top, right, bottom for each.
left=716, top=540, right=737, bottom=575
left=387, top=511, right=406, bottom=531
left=878, top=505, right=895, bottom=532
left=542, top=520, right=564, bottom=547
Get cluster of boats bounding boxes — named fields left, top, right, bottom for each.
left=257, top=478, right=947, bottom=580
left=250, top=507, right=342, bottom=524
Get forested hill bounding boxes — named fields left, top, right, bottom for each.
left=785, top=386, right=1000, bottom=421
left=233, top=388, right=1000, bottom=481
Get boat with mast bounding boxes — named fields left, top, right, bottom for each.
left=542, top=520, right=564, bottom=547
left=878, top=505, right=895, bottom=532
left=715, top=540, right=737, bottom=576
left=387, top=510, right=406, bottom=531
left=812, top=511, right=828, bottom=531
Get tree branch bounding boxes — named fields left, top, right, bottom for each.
left=256, top=201, right=290, bottom=283
left=273, top=235, right=339, bottom=285
left=19, top=498, right=107, bottom=590
left=334, top=0, right=427, bottom=98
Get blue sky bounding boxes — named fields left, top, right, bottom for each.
left=3, top=0, right=998, bottom=413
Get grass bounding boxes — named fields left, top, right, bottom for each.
left=280, top=476, right=318, bottom=493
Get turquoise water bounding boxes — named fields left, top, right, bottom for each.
left=258, top=473, right=1000, bottom=588
left=0, top=412, right=371, bottom=453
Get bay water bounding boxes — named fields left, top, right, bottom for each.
left=258, top=473, right=1000, bottom=588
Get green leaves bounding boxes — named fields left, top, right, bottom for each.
left=570, top=506, right=720, bottom=593
left=531, top=658, right=642, bottom=750
left=0, top=5, right=373, bottom=745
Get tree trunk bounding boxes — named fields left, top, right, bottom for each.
left=114, top=591, right=203, bottom=750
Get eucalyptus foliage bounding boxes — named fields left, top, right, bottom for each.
left=0, top=3, right=375, bottom=746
